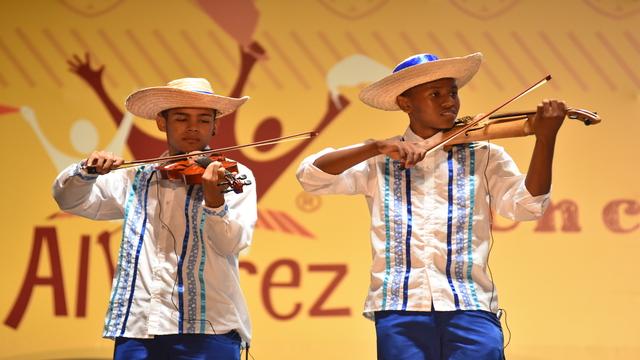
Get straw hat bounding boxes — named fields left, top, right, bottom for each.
left=359, top=53, right=482, bottom=111
left=125, top=78, right=249, bottom=119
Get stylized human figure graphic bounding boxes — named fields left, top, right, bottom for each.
left=68, top=47, right=349, bottom=199
left=327, top=54, right=391, bottom=109
left=18, top=104, right=133, bottom=172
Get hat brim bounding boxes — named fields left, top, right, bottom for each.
left=125, top=87, right=249, bottom=120
left=359, top=52, right=482, bottom=111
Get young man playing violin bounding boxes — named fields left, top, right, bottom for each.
left=296, top=53, right=567, bottom=359
left=53, top=78, right=257, bottom=360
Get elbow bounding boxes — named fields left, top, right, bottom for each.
left=52, top=192, right=78, bottom=213
left=210, top=230, right=250, bottom=257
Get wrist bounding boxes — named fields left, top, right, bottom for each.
left=204, top=193, right=225, bottom=207
left=535, top=133, right=557, bottom=147
left=205, top=199, right=225, bottom=208
left=371, top=140, right=385, bottom=156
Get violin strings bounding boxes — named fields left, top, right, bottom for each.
left=122, top=131, right=316, bottom=167
left=425, top=75, right=551, bottom=157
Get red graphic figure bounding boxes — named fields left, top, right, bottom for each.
left=69, top=0, right=351, bottom=199
left=69, top=46, right=349, bottom=199
left=195, top=0, right=266, bottom=60
left=0, top=104, right=19, bottom=115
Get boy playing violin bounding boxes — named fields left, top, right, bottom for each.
left=296, top=53, right=567, bottom=359
left=53, top=78, right=257, bottom=360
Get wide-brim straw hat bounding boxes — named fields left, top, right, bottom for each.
left=359, top=52, right=482, bottom=111
left=125, top=78, right=249, bottom=119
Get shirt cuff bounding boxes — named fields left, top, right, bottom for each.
left=203, top=203, right=229, bottom=218
left=516, top=187, right=551, bottom=216
left=72, top=161, right=99, bottom=181
left=302, top=161, right=341, bottom=181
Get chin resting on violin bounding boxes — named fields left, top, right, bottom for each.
left=52, top=78, right=257, bottom=359
left=296, top=52, right=595, bottom=360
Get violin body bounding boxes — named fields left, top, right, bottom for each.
left=441, top=108, right=601, bottom=146
left=156, top=154, right=251, bottom=194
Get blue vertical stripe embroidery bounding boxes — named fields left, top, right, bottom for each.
left=177, top=185, right=195, bottom=333
left=466, top=145, right=481, bottom=309
left=390, top=161, right=405, bottom=309
left=445, top=150, right=461, bottom=309
left=110, top=168, right=153, bottom=335
left=198, top=209, right=208, bottom=333
left=104, top=168, right=144, bottom=335
left=381, top=157, right=391, bottom=309
left=120, top=173, right=154, bottom=335
left=401, top=167, right=412, bottom=310
left=454, top=146, right=472, bottom=308
left=186, top=187, right=203, bottom=332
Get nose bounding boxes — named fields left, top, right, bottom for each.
left=186, top=121, right=200, bottom=133
left=442, top=94, right=457, bottom=108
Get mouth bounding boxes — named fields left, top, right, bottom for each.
left=441, top=110, right=458, bottom=118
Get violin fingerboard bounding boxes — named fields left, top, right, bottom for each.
left=195, top=157, right=213, bottom=168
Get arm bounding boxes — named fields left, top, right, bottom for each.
left=524, top=99, right=567, bottom=196
left=313, top=139, right=428, bottom=175
left=202, top=164, right=257, bottom=257
left=312, top=142, right=380, bottom=175
left=486, top=144, right=550, bottom=221
left=68, top=53, right=124, bottom=125
left=52, top=151, right=127, bottom=220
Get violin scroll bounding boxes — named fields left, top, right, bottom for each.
left=488, top=108, right=601, bottom=126
left=566, top=108, right=600, bottom=126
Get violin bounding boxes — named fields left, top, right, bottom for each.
left=156, top=154, right=252, bottom=194
left=444, top=108, right=601, bottom=145
left=416, top=75, right=602, bottom=155
left=83, top=131, right=317, bottom=193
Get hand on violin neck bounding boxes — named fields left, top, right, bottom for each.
left=533, top=99, right=567, bottom=144
left=83, top=150, right=124, bottom=175
left=375, top=139, right=428, bottom=169
left=202, top=160, right=227, bottom=208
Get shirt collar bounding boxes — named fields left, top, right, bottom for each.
left=403, top=126, right=443, bottom=142
left=402, top=127, right=449, bottom=155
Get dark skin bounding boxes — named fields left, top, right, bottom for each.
left=313, top=77, right=567, bottom=196
left=85, top=107, right=228, bottom=208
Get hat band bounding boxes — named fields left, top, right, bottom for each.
left=393, top=54, right=440, bottom=73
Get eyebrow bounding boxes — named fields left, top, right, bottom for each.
left=171, top=112, right=213, bottom=117
left=423, top=84, right=458, bottom=90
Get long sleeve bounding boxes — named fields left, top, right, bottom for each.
left=203, top=163, right=257, bottom=257
left=52, top=162, right=127, bottom=220
left=296, top=144, right=376, bottom=197
left=486, top=144, right=550, bottom=221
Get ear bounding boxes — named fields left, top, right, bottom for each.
left=211, top=111, right=218, bottom=135
left=155, top=115, right=167, bottom=132
left=396, top=95, right=412, bottom=113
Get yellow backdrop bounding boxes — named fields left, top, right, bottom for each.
left=1, top=0, right=639, bottom=359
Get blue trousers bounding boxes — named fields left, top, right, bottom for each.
left=375, top=310, right=504, bottom=360
left=113, top=332, right=241, bottom=360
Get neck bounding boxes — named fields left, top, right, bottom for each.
left=409, top=123, right=440, bottom=140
